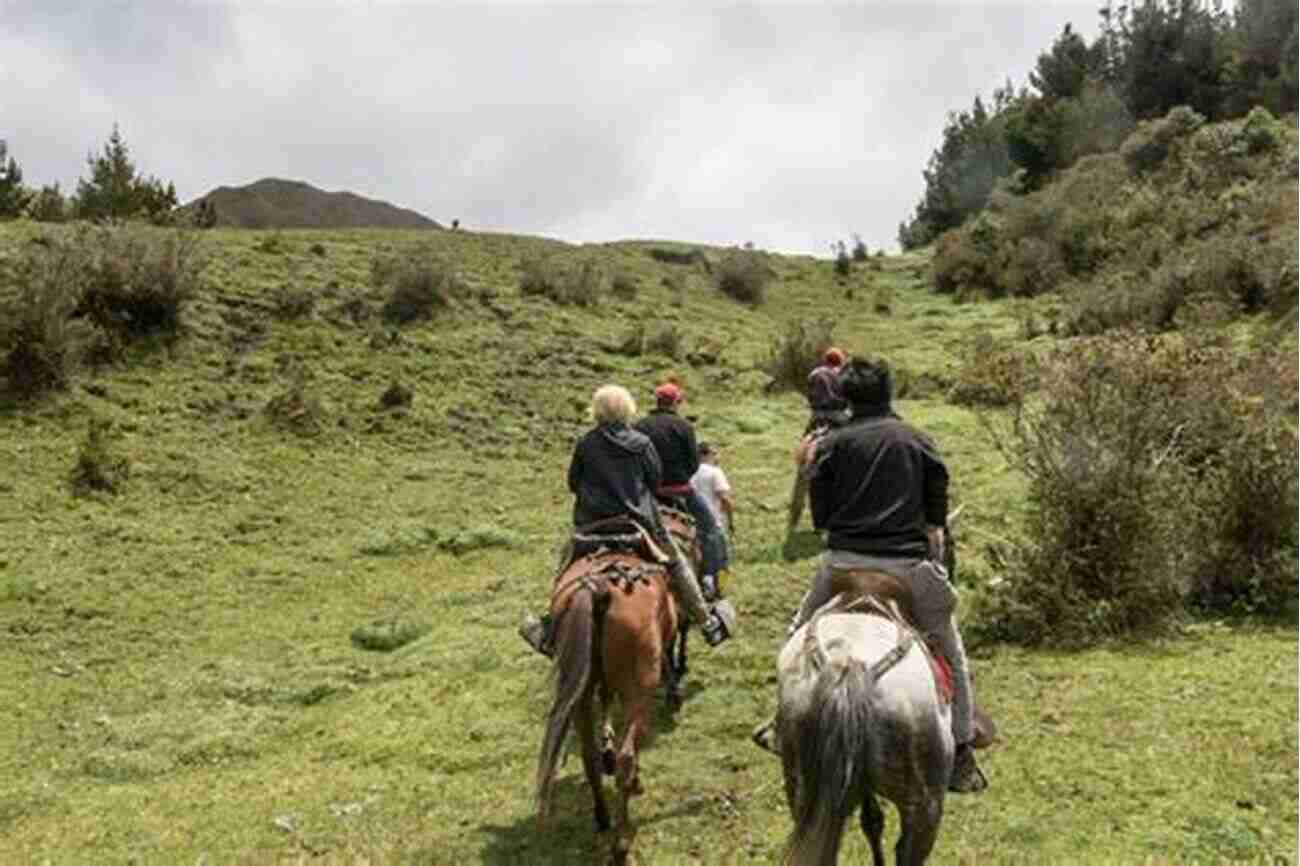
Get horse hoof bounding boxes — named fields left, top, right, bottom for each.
left=601, top=749, right=617, bottom=776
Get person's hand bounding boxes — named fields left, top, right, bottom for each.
left=926, top=525, right=945, bottom=563
left=794, top=434, right=818, bottom=466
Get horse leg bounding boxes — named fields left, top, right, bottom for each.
left=596, top=681, right=616, bottom=775
left=662, top=642, right=682, bottom=713
left=860, top=791, right=887, bottom=866
left=894, top=798, right=943, bottom=866
left=574, top=697, right=610, bottom=833
left=787, top=467, right=808, bottom=531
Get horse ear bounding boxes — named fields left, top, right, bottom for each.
left=946, top=503, right=966, bottom=527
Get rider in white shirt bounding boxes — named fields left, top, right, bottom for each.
left=690, top=442, right=734, bottom=598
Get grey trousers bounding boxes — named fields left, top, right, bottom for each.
left=790, top=550, right=975, bottom=745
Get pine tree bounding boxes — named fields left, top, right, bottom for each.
left=0, top=140, right=32, bottom=219
left=74, top=125, right=176, bottom=221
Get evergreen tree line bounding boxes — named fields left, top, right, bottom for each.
left=899, top=0, right=1299, bottom=249
left=0, top=124, right=186, bottom=225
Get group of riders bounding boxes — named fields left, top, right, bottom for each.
left=519, top=349, right=987, bottom=795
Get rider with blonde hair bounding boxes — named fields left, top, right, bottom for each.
left=519, top=384, right=735, bottom=656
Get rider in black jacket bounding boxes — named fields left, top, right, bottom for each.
left=634, top=382, right=727, bottom=596
left=769, top=357, right=987, bottom=794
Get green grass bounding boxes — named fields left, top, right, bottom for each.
left=0, top=224, right=1294, bottom=864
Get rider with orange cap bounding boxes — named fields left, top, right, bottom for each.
left=806, top=346, right=849, bottom=433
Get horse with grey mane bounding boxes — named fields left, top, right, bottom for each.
left=771, top=592, right=954, bottom=866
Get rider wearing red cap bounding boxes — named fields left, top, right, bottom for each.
left=635, top=381, right=730, bottom=603
left=806, top=347, right=848, bottom=433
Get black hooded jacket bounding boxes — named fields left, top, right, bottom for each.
left=568, top=422, right=664, bottom=535
left=634, top=407, right=699, bottom=487
left=808, top=406, right=948, bottom=558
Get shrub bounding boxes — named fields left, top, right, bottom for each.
left=610, top=270, right=639, bottom=300
left=264, top=374, right=327, bottom=435
left=1120, top=105, right=1204, bottom=175
left=647, top=247, right=707, bottom=268
left=832, top=241, right=851, bottom=278
left=975, top=336, right=1197, bottom=644
left=645, top=323, right=682, bottom=359
left=374, top=251, right=462, bottom=323
left=77, top=224, right=204, bottom=343
left=851, top=234, right=869, bottom=262
left=872, top=282, right=893, bottom=315
left=715, top=246, right=771, bottom=305
left=763, top=317, right=835, bottom=393
left=69, top=418, right=129, bottom=497
left=378, top=381, right=413, bottom=410
left=519, top=255, right=602, bottom=306
left=948, top=332, right=1037, bottom=407
left=1003, top=237, right=1066, bottom=297
left=616, top=322, right=645, bottom=356
left=1240, top=106, right=1282, bottom=155
left=1, top=231, right=94, bottom=397
left=271, top=284, right=316, bottom=320
left=931, top=214, right=1004, bottom=298
left=976, top=333, right=1299, bottom=643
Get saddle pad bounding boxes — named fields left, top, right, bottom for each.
left=929, top=645, right=954, bottom=705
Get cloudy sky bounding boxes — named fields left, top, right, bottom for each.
left=4, top=1, right=1103, bottom=256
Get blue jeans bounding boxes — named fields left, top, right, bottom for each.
left=684, top=489, right=725, bottom=577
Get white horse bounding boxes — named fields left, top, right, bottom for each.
left=773, top=595, right=953, bottom=866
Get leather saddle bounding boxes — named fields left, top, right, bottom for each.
left=826, top=567, right=954, bottom=704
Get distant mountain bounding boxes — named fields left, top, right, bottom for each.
left=186, top=178, right=442, bottom=230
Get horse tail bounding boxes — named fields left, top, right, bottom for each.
left=784, top=655, right=879, bottom=866
left=535, top=582, right=607, bottom=819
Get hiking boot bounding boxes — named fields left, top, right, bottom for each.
left=701, top=599, right=736, bottom=647
left=949, top=742, right=988, bottom=793
left=518, top=611, right=554, bottom=658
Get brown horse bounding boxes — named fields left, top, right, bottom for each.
left=535, top=548, right=678, bottom=863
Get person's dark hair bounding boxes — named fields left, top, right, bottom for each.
left=838, top=357, right=892, bottom=406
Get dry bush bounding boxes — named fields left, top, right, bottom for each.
left=519, top=256, right=603, bottom=306
left=644, top=323, right=682, bottom=359
left=610, top=270, right=639, bottom=300
left=715, top=247, right=771, bottom=305
left=763, top=317, right=835, bottom=393
left=78, top=225, right=203, bottom=343
left=69, top=418, right=129, bottom=497
left=374, top=250, right=463, bottom=323
left=2, top=225, right=202, bottom=397
left=931, top=215, right=1003, bottom=298
left=948, top=332, right=1037, bottom=408
left=975, top=333, right=1299, bottom=644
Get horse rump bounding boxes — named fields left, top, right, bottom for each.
left=780, top=656, right=878, bottom=866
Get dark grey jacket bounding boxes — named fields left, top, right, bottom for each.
left=568, top=422, right=664, bottom=536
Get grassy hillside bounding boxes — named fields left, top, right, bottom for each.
left=0, top=224, right=1294, bottom=864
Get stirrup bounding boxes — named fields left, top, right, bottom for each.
left=518, top=612, right=553, bottom=658
left=949, top=745, right=988, bottom=794
left=751, top=719, right=777, bottom=754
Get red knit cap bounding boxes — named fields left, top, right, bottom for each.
left=654, top=382, right=683, bottom=403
